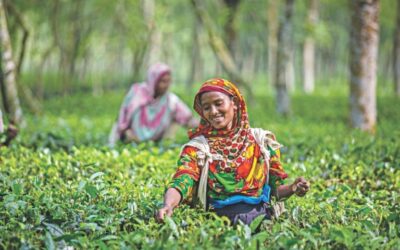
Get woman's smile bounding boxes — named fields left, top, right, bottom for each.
left=211, top=115, right=224, bottom=122
left=200, top=91, right=237, bottom=130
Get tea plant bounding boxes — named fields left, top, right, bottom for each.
left=0, top=91, right=399, bottom=249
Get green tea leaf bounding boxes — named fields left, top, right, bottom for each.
left=89, top=172, right=104, bottom=181
left=44, top=231, right=55, bottom=250
left=249, top=214, right=265, bottom=233
left=85, top=185, right=98, bottom=198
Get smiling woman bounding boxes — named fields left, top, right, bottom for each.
left=157, top=78, right=310, bottom=225
left=199, top=91, right=237, bottom=130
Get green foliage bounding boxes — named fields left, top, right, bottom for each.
left=10, top=0, right=399, bottom=96
left=0, top=91, right=399, bottom=249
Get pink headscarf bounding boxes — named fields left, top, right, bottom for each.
left=146, top=63, right=171, bottom=98
left=117, top=63, right=171, bottom=133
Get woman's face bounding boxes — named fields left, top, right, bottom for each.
left=154, top=73, right=171, bottom=97
left=200, top=91, right=237, bottom=130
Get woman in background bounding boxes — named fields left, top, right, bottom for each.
left=109, top=63, right=198, bottom=146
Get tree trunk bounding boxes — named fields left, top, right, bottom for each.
left=303, top=0, right=318, bottom=94
left=287, top=49, right=295, bottom=92
left=50, top=0, right=69, bottom=94
left=242, top=46, right=256, bottom=76
left=51, top=0, right=90, bottom=95
left=191, top=0, right=253, bottom=99
left=275, top=0, right=295, bottom=116
left=142, top=0, right=161, bottom=66
left=349, top=0, right=379, bottom=133
left=188, top=17, right=203, bottom=87
left=131, top=42, right=148, bottom=80
left=5, top=0, right=41, bottom=114
left=35, top=43, right=56, bottom=100
left=0, top=0, right=22, bottom=125
left=223, top=0, right=240, bottom=60
left=4, top=0, right=28, bottom=77
left=68, top=0, right=84, bottom=78
left=393, top=0, right=400, bottom=96
left=0, top=108, right=3, bottom=133
left=17, top=83, right=41, bottom=114
left=267, top=0, right=279, bottom=87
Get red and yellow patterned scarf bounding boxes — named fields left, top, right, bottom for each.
left=188, top=78, right=257, bottom=170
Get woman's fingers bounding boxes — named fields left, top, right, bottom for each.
left=296, top=187, right=308, bottom=196
left=156, top=207, right=173, bottom=223
left=297, top=191, right=307, bottom=197
left=295, top=176, right=307, bottom=184
left=156, top=208, right=166, bottom=222
left=298, top=181, right=309, bottom=190
left=166, top=207, right=173, bottom=217
left=294, top=178, right=310, bottom=196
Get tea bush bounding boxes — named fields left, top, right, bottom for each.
left=0, top=91, right=399, bottom=249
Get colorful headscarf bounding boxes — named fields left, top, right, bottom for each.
left=189, top=78, right=256, bottom=170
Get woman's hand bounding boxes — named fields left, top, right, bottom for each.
left=155, top=188, right=181, bottom=223
left=121, top=129, right=139, bottom=143
left=1, top=124, right=18, bottom=146
left=6, top=124, right=18, bottom=140
left=291, top=177, right=310, bottom=197
left=156, top=205, right=174, bottom=222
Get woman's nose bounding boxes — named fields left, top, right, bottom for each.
left=210, top=105, right=218, bottom=115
